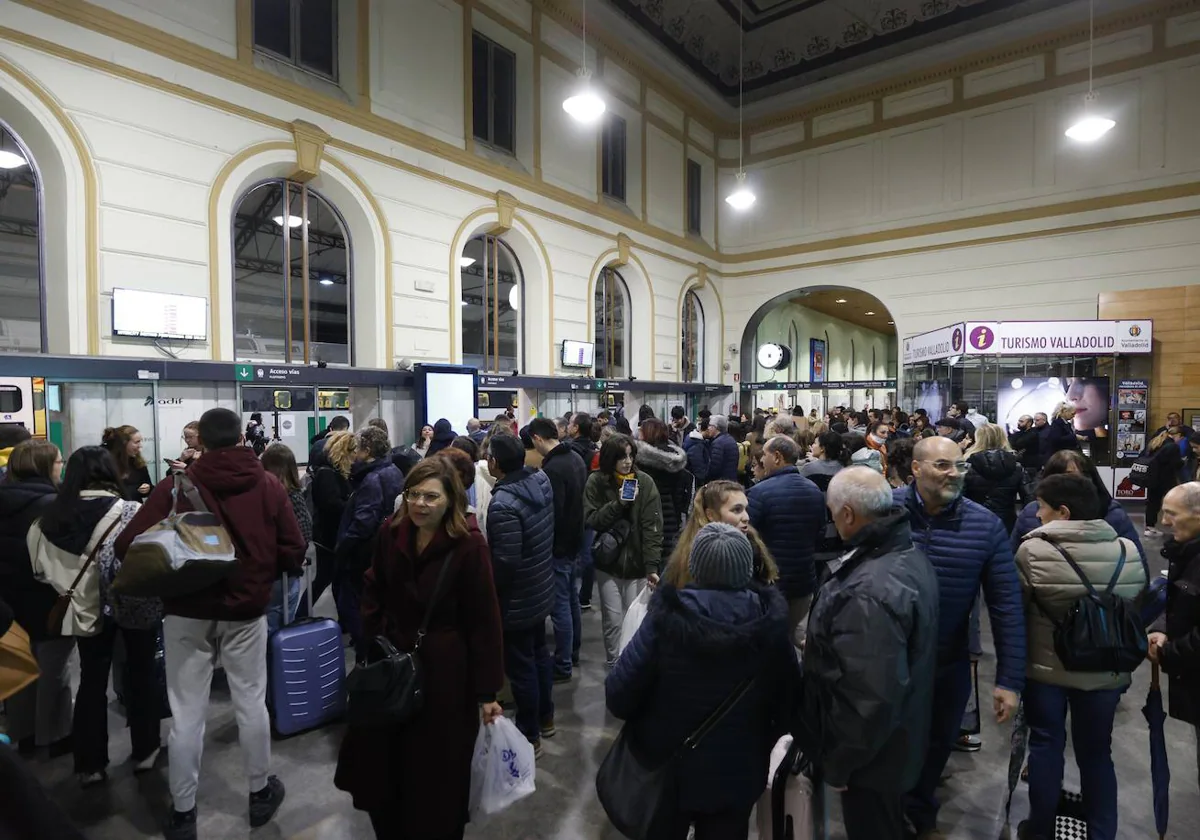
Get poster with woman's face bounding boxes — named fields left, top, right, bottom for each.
left=1066, top=378, right=1110, bottom=433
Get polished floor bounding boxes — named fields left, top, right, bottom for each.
left=16, top=524, right=1200, bottom=840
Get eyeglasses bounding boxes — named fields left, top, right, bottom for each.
left=404, top=490, right=445, bottom=505
left=918, top=459, right=970, bottom=474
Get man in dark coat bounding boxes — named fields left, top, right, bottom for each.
left=669, top=405, right=694, bottom=448
left=528, top=417, right=587, bottom=681
left=307, top=415, right=349, bottom=471
left=1008, top=414, right=1040, bottom=486
left=116, top=408, right=304, bottom=840
left=746, top=434, right=825, bottom=646
left=683, top=421, right=711, bottom=485
left=1150, top=482, right=1200, bottom=775
left=486, top=434, right=556, bottom=751
left=897, top=436, right=1025, bottom=839
left=706, top=414, right=741, bottom=483
left=802, top=468, right=939, bottom=840
left=565, top=412, right=599, bottom=608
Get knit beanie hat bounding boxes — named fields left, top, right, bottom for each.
left=688, top=522, right=754, bottom=589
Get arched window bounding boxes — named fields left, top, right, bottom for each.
left=595, top=267, right=630, bottom=379
left=233, top=180, right=351, bottom=364
left=681, top=289, right=704, bottom=382
left=0, top=123, right=42, bottom=352
left=461, top=234, right=522, bottom=373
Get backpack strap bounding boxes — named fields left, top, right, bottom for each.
left=1103, top=542, right=1127, bottom=597
left=174, top=473, right=210, bottom=514
left=1046, top=541, right=1101, bottom=600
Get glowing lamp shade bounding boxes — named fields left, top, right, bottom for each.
left=1065, top=115, right=1115, bottom=142
left=563, top=88, right=606, bottom=124
left=272, top=214, right=304, bottom=228
left=725, top=172, right=756, bottom=210
left=508, top=285, right=520, bottom=311
left=319, top=277, right=334, bottom=286
left=458, top=256, right=477, bottom=269
left=0, top=149, right=27, bottom=169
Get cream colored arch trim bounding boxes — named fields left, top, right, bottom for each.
left=677, top=276, right=725, bottom=384
left=448, top=206, right=556, bottom=369
left=0, top=54, right=99, bottom=354
left=586, top=249, right=657, bottom=380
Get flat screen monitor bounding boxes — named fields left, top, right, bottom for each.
left=112, top=288, right=208, bottom=341
left=561, top=340, right=595, bottom=369
left=415, top=365, right=478, bottom=438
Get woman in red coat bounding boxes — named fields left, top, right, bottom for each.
left=335, top=457, right=505, bottom=839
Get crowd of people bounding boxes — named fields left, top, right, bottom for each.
left=0, top=398, right=1198, bottom=840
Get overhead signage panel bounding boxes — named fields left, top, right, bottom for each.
left=902, top=324, right=965, bottom=364
left=963, top=320, right=1153, bottom=355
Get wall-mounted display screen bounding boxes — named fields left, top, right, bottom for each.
left=996, top=377, right=1110, bottom=438
left=112, top=288, right=208, bottom=341
left=561, top=340, right=595, bottom=368
left=416, top=365, right=477, bottom=436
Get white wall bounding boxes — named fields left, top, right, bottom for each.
left=83, top=0, right=238, bottom=58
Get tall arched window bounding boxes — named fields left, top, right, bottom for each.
left=233, top=180, right=351, bottom=364
left=0, top=123, right=42, bottom=352
left=461, top=235, right=522, bottom=373
left=595, top=267, right=630, bottom=379
left=681, top=289, right=704, bottom=382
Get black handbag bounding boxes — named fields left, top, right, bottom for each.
left=595, top=676, right=755, bottom=840
left=592, top=516, right=632, bottom=568
left=344, top=551, right=455, bottom=728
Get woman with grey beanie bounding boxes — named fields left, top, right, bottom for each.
left=603, top=523, right=798, bottom=839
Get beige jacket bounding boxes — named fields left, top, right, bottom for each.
left=1016, top=519, right=1147, bottom=691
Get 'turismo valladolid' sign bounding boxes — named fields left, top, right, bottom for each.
left=902, top=323, right=966, bottom=364
left=960, top=320, right=1153, bottom=355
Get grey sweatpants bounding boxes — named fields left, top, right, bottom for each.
left=163, top=615, right=270, bottom=812
left=596, top=572, right=645, bottom=667
left=5, top=636, right=74, bottom=746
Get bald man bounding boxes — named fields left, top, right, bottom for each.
left=800, top=468, right=939, bottom=840
left=896, top=436, right=1026, bottom=839
left=1149, top=482, right=1200, bottom=789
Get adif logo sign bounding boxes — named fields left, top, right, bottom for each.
left=144, top=397, right=184, bottom=406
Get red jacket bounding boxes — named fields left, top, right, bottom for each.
left=114, top=446, right=305, bottom=621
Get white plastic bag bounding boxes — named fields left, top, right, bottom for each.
left=468, top=716, right=536, bottom=819
left=618, top=585, right=653, bottom=656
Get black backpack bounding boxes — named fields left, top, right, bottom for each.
left=1033, top=541, right=1147, bottom=673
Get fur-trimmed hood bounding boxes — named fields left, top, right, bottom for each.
left=636, top=442, right=689, bottom=474
left=652, top=581, right=788, bottom=656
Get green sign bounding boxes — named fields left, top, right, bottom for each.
left=235, top=365, right=256, bottom=382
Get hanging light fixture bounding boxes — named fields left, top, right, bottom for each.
left=562, top=0, right=606, bottom=124
left=272, top=214, right=304, bottom=228
left=725, top=2, right=755, bottom=210
left=1066, top=0, right=1115, bottom=142
left=0, top=149, right=27, bottom=169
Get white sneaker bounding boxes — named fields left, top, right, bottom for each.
left=133, top=747, right=161, bottom=774
left=1144, top=528, right=1161, bottom=537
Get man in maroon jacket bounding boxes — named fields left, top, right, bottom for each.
left=116, top=408, right=305, bottom=840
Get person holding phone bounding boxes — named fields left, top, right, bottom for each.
left=584, top=434, right=664, bottom=667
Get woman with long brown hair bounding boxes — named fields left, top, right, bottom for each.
left=101, top=425, right=153, bottom=501
left=260, top=444, right=312, bottom=631
left=664, top=480, right=778, bottom=588
left=335, top=457, right=504, bottom=840
left=310, top=430, right=354, bottom=606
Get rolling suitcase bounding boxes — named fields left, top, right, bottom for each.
left=268, top=563, right=347, bottom=736
left=756, top=736, right=821, bottom=840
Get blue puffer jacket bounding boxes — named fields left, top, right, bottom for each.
left=747, top=466, right=825, bottom=599
left=337, top=458, right=405, bottom=547
left=683, top=431, right=710, bottom=485
left=708, top=432, right=741, bottom=483
left=486, top=467, right=555, bottom=629
left=1012, top=497, right=1146, bottom=563
left=607, top=583, right=797, bottom=815
left=894, top=485, right=1026, bottom=692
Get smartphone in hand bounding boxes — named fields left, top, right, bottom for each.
left=619, top=478, right=638, bottom=502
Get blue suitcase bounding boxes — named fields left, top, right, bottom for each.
left=268, top=564, right=347, bottom=736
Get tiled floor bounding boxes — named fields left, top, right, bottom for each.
left=19, top=521, right=1200, bottom=839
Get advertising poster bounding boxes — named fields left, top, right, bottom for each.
left=1115, top=379, right=1149, bottom=463
left=995, top=376, right=1110, bottom=439
left=1113, top=468, right=1148, bottom=501
left=809, top=338, right=825, bottom=383
left=913, top=380, right=948, bottom=419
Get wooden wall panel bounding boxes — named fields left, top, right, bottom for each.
left=1099, top=285, right=1200, bottom=427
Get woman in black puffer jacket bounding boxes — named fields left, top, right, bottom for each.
left=634, top=419, right=693, bottom=567
left=964, top=423, right=1025, bottom=532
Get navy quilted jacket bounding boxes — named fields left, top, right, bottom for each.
left=708, top=432, right=741, bottom=483
left=606, top=583, right=797, bottom=815
left=894, top=485, right=1026, bottom=692
left=747, top=466, right=826, bottom=599
left=1012, top=498, right=1145, bottom=562
left=486, top=467, right=555, bottom=629
left=683, top=431, right=711, bottom=485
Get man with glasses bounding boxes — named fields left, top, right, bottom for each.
left=485, top=434, right=556, bottom=757
left=896, top=437, right=1026, bottom=840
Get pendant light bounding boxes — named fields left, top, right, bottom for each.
left=0, top=132, right=27, bottom=170
left=725, top=2, right=755, bottom=210
left=1065, top=0, right=1116, bottom=142
left=562, top=0, right=606, bottom=124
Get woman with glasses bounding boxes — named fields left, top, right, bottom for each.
left=584, top=433, right=664, bottom=667
left=335, top=457, right=504, bottom=840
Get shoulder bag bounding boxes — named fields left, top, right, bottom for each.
left=595, top=676, right=756, bottom=840
left=46, top=517, right=122, bottom=637
left=344, top=549, right=455, bottom=728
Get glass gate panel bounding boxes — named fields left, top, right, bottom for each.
left=50, top=382, right=161, bottom=482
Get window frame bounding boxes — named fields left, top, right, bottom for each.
left=471, top=31, right=518, bottom=155
left=594, top=267, right=631, bottom=379
left=252, top=0, right=340, bottom=83
left=460, top=234, right=524, bottom=373
left=681, top=290, right=705, bottom=383
left=0, top=119, right=46, bottom=353
left=686, top=159, right=703, bottom=235
left=601, top=114, right=628, bottom=203
left=231, top=178, right=354, bottom=366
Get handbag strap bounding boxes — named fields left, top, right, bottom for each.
left=64, top=515, right=123, bottom=597
left=174, top=473, right=209, bottom=514
left=413, top=550, right=455, bottom=651
left=679, top=675, right=756, bottom=753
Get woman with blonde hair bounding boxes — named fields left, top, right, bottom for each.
left=1044, top=402, right=1082, bottom=460
left=664, top=480, right=778, bottom=588
left=310, top=430, right=354, bottom=605
left=1142, top=427, right=1186, bottom=537
left=964, top=423, right=1025, bottom=531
